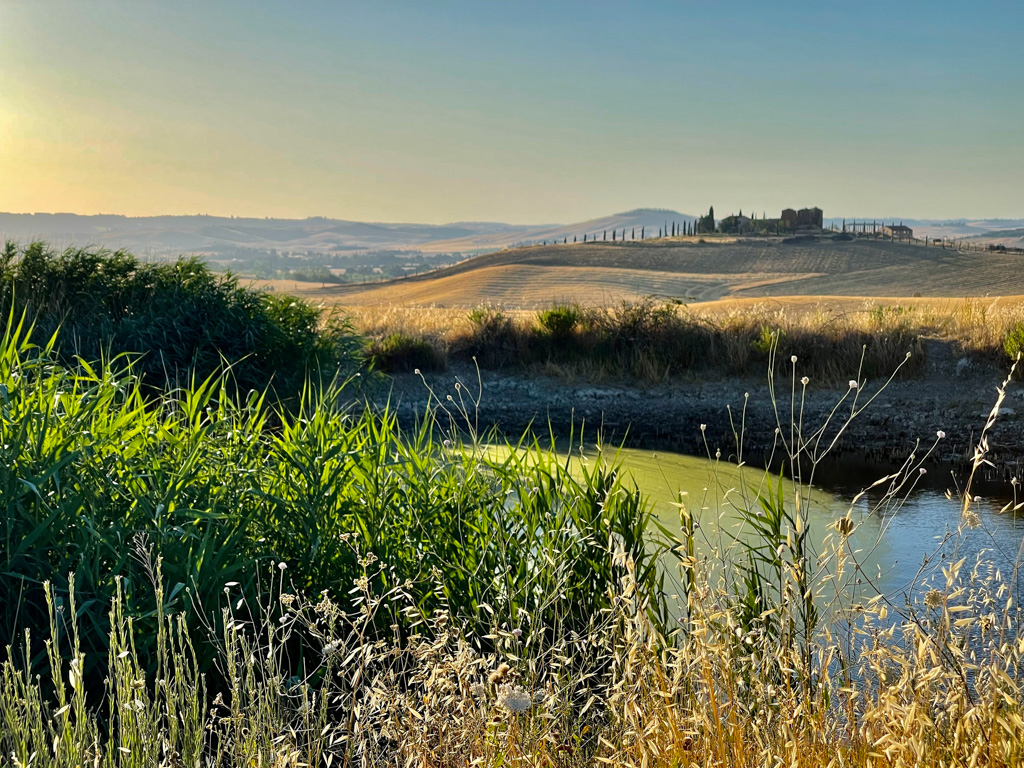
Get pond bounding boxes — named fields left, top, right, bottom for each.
left=582, top=445, right=1024, bottom=606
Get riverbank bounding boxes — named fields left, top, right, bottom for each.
left=381, top=337, right=1024, bottom=486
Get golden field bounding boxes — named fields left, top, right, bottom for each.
left=255, top=237, right=1024, bottom=310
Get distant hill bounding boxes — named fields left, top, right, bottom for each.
left=965, top=228, right=1024, bottom=248
left=416, top=208, right=696, bottom=252
left=5, top=209, right=1017, bottom=259
left=0, top=209, right=692, bottom=258
left=309, top=236, right=1024, bottom=309
left=0, top=212, right=548, bottom=256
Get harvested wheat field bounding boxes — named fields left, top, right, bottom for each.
left=258, top=237, right=1024, bottom=310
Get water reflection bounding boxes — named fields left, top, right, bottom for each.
left=590, top=446, right=1024, bottom=605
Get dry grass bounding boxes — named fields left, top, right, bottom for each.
left=7, top=505, right=1024, bottom=767
left=352, top=297, right=1024, bottom=383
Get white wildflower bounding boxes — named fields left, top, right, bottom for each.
left=936, top=430, right=946, bottom=439
left=495, top=684, right=533, bottom=713
left=848, top=380, right=859, bottom=390
left=924, top=589, right=944, bottom=609
left=790, top=355, right=798, bottom=364
left=800, top=376, right=809, bottom=386
left=322, top=640, right=343, bottom=657
left=470, top=683, right=488, bottom=699
left=919, top=468, right=927, bottom=475
left=963, top=510, right=981, bottom=529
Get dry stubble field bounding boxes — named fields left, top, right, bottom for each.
left=257, top=236, right=1024, bottom=312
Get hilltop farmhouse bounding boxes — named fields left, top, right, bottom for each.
left=881, top=223, right=914, bottom=239
left=717, top=206, right=824, bottom=235
left=781, top=207, right=824, bottom=231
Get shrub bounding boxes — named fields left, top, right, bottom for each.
left=1005, top=321, right=1024, bottom=362
left=366, top=332, right=446, bottom=373
left=0, top=241, right=362, bottom=397
left=750, top=324, right=779, bottom=356
left=598, top=300, right=715, bottom=379
left=460, top=307, right=524, bottom=366
left=537, top=303, right=582, bottom=337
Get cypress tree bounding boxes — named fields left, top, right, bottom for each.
left=631, top=227, right=635, bottom=239
left=612, top=229, right=616, bottom=241
left=641, top=226, right=645, bottom=239
left=603, top=230, right=607, bottom=241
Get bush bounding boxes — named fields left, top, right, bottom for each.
left=366, top=332, right=446, bottom=373
left=459, top=307, right=524, bottom=366
left=537, top=303, right=582, bottom=337
left=0, top=241, right=362, bottom=397
left=1005, top=320, right=1024, bottom=362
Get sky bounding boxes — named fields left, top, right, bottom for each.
left=1, top=0, right=1022, bottom=223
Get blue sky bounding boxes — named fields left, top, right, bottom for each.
left=1, top=0, right=1021, bottom=222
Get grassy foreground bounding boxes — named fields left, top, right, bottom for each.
left=3, top=249, right=1024, bottom=765
left=3, top=336, right=1024, bottom=766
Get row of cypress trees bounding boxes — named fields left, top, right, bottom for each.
left=529, top=215, right=710, bottom=247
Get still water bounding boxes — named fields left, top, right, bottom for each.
left=582, top=446, right=1024, bottom=603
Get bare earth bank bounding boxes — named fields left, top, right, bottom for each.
left=376, top=340, right=1024, bottom=490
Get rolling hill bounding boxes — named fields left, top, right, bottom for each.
left=0, top=208, right=693, bottom=257
left=0, top=212, right=546, bottom=255
left=967, top=229, right=1024, bottom=248
left=280, top=236, right=1024, bottom=309
left=414, top=208, right=696, bottom=252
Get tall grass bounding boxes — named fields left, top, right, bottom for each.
left=362, top=298, right=929, bottom=383
left=0, top=309, right=665, bottom=693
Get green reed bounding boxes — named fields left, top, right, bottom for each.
left=0, top=306, right=667, bottom=691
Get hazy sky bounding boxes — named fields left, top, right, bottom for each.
left=1, top=1, right=1021, bottom=222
